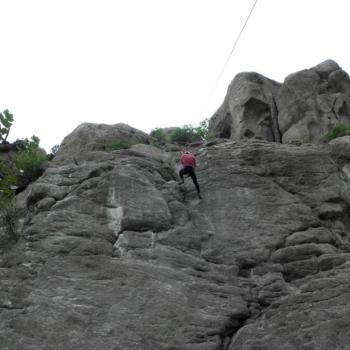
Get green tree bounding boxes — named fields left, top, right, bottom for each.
left=150, top=128, right=168, bottom=146
left=195, top=118, right=209, bottom=140
left=150, top=119, right=209, bottom=146
left=0, top=163, right=17, bottom=203
left=0, top=109, right=14, bottom=143
left=47, top=144, right=60, bottom=160
left=169, top=125, right=200, bottom=145
left=13, top=135, right=48, bottom=189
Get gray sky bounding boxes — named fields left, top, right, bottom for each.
left=1, top=0, right=349, bottom=151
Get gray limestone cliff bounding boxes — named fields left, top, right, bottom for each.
left=209, top=60, right=350, bottom=144
left=1, top=64, right=350, bottom=349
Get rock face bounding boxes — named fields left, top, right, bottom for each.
left=209, top=60, right=350, bottom=144
left=1, top=122, right=350, bottom=349
left=53, top=123, right=150, bottom=165
left=209, top=72, right=281, bottom=142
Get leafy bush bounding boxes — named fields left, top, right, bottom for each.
left=47, top=144, right=60, bottom=160
left=13, top=136, right=48, bottom=189
left=0, top=199, right=19, bottom=241
left=0, top=136, right=47, bottom=194
left=194, top=118, right=209, bottom=140
left=0, top=172, right=18, bottom=241
left=169, top=126, right=201, bottom=145
left=0, top=109, right=14, bottom=143
left=0, top=162, right=17, bottom=195
left=150, top=128, right=168, bottom=146
left=169, top=126, right=193, bottom=144
left=324, top=123, right=350, bottom=141
left=0, top=135, right=47, bottom=198
left=105, top=140, right=129, bottom=151
left=150, top=119, right=209, bottom=146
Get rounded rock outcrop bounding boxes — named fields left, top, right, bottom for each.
left=208, top=60, right=350, bottom=144
left=52, top=122, right=150, bottom=165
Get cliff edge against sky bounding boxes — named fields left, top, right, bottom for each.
left=1, top=61, right=350, bottom=349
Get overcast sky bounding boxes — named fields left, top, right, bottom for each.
left=1, top=0, right=350, bottom=151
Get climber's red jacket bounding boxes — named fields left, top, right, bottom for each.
left=180, top=153, right=196, bottom=168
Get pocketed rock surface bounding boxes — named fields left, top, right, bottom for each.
left=1, top=134, right=350, bottom=349
left=209, top=59, right=350, bottom=144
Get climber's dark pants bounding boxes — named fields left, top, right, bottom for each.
left=179, top=166, right=200, bottom=194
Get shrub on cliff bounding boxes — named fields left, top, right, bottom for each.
left=169, top=120, right=209, bottom=145
left=324, top=123, right=350, bottom=141
left=0, top=199, right=19, bottom=241
left=169, top=126, right=199, bottom=145
left=13, top=136, right=48, bottom=190
left=47, top=144, right=60, bottom=160
left=194, top=118, right=209, bottom=140
left=0, top=170, right=18, bottom=241
left=0, top=109, right=14, bottom=144
left=150, top=119, right=209, bottom=146
left=105, top=140, right=129, bottom=151
left=150, top=128, right=168, bottom=146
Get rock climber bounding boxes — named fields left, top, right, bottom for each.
left=179, top=151, right=202, bottom=199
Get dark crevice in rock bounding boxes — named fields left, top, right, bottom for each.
left=87, top=165, right=114, bottom=179
left=338, top=101, right=350, bottom=123
left=237, top=261, right=263, bottom=278
left=243, top=129, right=254, bottom=138
left=237, top=266, right=252, bottom=278
left=0, top=304, right=24, bottom=310
left=219, top=113, right=232, bottom=139
left=218, top=314, right=251, bottom=350
left=270, top=95, right=281, bottom=143
left=317, top=200, right=348, bottom=220
left=331, top=97, right=339, bottom=121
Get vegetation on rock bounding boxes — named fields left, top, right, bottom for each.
left=150, top=128, right=168, bottom=147
left=0, top=199, right=19, bottom=241
left=0, top=109, right=14, bottom=143
left=0, top=165, right=18, bottom=241
left=324, top=123, right=350, bottom=141
left=150, top=119, right=209, bottom=146
left=47, top=144, right=60, bottom=160
left=13, top=136, right=48, bottom=189
left=169, top=125, right=200, bottom=145
left=104, top=140, right=130, bottom=151
left=1, top=134, right=47, bottom=241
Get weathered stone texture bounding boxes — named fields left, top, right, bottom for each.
left=209, top=72, right=281, bottom=142
left=1, top=126, right=350, bottom=349
left=52, top=122, right=150, bottom=165
left=209, top=60, right=350, bottom=144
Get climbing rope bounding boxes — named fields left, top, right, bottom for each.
left=202, top=0, right=259, bottom=112
left=216, top=0, right=259, bottom=84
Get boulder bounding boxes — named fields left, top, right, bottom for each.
left=52, top=123, right=150, bottom=165
left=208, top=60, right=350, bottom=144
left=277, top=60, right=350, bottom=143
left=209, top=72, right=281, bottom=141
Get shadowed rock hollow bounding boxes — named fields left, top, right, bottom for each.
left=209, top=60, right=350, bottom=144
left=1, top=63, right=350, bottom=349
